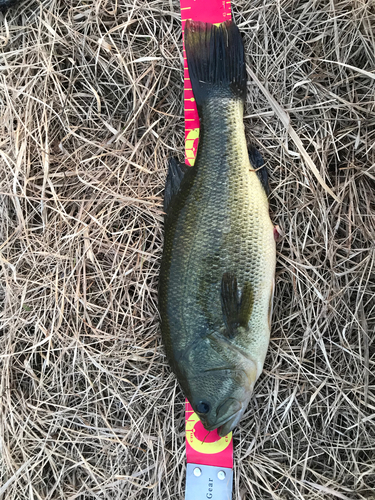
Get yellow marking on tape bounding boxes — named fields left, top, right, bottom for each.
left=186, top=128, right=199, bottom=141
left=185, top=128, right=200, bottom=166
left=186, top=410, right=232, bottom=454
left=181, top=6, right=191, bottom=9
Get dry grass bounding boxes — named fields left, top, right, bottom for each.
left=0, top=0, right=374, bottom=498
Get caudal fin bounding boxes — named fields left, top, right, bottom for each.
left=184, top=20, right=247, bottom=108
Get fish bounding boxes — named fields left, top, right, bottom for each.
left=158, top=20, right=276, bottom=437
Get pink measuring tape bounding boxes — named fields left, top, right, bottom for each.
left=185, top=400, right=233, bottom=499
left=180, top=2, right=234, bottom=498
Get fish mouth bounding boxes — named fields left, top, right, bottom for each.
left=217, top=410, right=243, bottom=437
left=203, top=395, right=252, bottom=437
left=202, top=406, right=244, bottom=436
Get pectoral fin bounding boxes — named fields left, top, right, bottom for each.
left=221, top=273, right=254, bottom=338
left=164, top=157, right=189, bottom=212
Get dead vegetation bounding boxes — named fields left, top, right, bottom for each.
left=0, top=0, right=374, bottom=498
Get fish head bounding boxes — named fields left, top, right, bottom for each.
left=186, top=358, right=258, bottom=437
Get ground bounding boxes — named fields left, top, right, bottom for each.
left=0, top=0, right=374, bottom=499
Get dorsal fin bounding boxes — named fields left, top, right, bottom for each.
left=164, top=157, right=189, bottom=212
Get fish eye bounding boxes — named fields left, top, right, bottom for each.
left=196, top=401, right=210, bottom=414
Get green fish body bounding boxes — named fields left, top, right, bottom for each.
left=159, top=20, right=276, bottom=436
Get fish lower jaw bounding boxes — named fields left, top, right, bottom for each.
left=217, top=402, right=252, bottom=437
left=202, top=410, right=242, bottom=435
left=217, top=391, right=255, bottom=436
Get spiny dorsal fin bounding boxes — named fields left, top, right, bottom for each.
left=221, top=273, right=254, bottom=338
left=248, top=145, right=269, bottom=196
left=164, top=157, right=189, bottom=213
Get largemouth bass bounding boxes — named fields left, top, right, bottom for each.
left=159, top=20, right=276, bottom=437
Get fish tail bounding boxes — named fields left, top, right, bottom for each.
left=184, top=20, right=247, bottom=109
